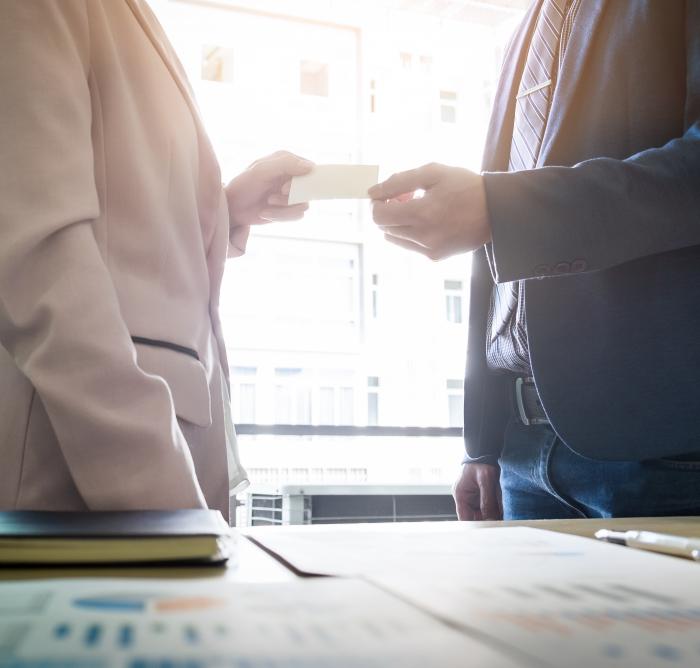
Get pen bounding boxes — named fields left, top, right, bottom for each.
left=595, top=529, right=700, bottom=561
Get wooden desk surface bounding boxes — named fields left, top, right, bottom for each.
left=471, top=515, right=700, bottom=539
left=2, top=516, right=699, bottom=582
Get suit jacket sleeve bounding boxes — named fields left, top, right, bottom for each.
left=482, top=3, right=700, bottom=284
left=0, top=1, right=206, bottom=509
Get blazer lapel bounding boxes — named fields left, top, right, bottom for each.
left=124, top=0, right=201, bottom=119
left=539, top=0, right=608, bottom=162
left=124, top=0, right=224, bottom=247
left=481, top=0, right=542, bottom=173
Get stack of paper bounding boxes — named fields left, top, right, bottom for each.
left=246, top=524, right=700, bottom=667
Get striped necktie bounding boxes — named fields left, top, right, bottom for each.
left=487, top=0, right=568, bottom=374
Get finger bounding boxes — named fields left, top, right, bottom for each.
left=257, top=204, right=309, bottom=222
left=253, top=154, right=314, bottom=185
left=368, top=163, right=442, bottom=200
left=248, top=150, right=309, bottom=169
left=383, top=233, right=431, bottom=257
left=479, top=471, right=500, bottom=521
left=372, top=198, right=424, bottom=227
left=454, top=490, right=476, bottom=521
left=379, top=225, right=423, bottom=243
left=267, top=193, right=290, bottom=206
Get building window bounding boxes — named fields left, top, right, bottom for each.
left=419, top=55, right=433, bottom=73
left=274, top=368, right=311, bottom=424
left=370, top=79, right=377, bottom=113
left=440, top=90, right=458, bottom=124
left=319, top=386, right=336, bottom=425
left=445, top=279, right=463, bottom=324
left=300, top=60, right=329, bottom=97
left=238, top=384, right=256, bottom=423
left=232, top=366, right=257, bottom=423
left=447, top=378, right=463, bottom=428
left=371, top=273, right=379, bottom=318
left=201, top=45, right=235, bottom=83
left=340, top=387, right=354, bottom=424
left=367, top=376, right=379, bottom=426
left=400, top=52, right=413, bottom=69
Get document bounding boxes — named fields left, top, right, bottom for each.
left=0, top=577, right=522, bottom=668
left=246, top=524, right=700, bottom=667
left=287, top=164, right=379, bottom=204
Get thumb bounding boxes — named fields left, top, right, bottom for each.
left=369, top=163, right=442, bottom=200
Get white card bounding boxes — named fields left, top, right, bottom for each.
left=287, top=164, right=379, bottom=204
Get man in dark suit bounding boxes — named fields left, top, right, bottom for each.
left=369, top=0, right=700, bottom=520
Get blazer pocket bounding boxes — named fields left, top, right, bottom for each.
left=133, top=338, right=212, bottom=427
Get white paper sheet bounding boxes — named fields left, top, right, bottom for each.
left=287, top=164, right=379, bottom=204
left=246, top=524, right=700, bottom=667
left=0, top=577, right=522, bottom=668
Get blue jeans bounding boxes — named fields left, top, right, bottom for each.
left=499, top=417, right=700, bottom=520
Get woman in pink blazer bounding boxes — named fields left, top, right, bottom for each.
left=0, top=0, right=310, bottom=520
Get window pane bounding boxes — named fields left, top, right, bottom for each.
left=300, top=60, right=329, bottom=96
left=201, top=45, right=234, bottom=83
left=320, top=387, right=335, bottom=425
left=340, top=387, right=354, bottom=424
left=239, top=383, right=256, bottom=423
left=275, top=386, right=292, bottom=424
left=367, top=392, right=379, bottom=426
left=448, top=394, right=463, bottom=428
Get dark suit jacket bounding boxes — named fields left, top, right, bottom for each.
left=464, top=0, right=700, bottom=464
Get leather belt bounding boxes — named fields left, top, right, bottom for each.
left=513, top=376, right=550, bottom=426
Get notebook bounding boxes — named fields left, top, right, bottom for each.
left=0, top=509, right=234, bottom=565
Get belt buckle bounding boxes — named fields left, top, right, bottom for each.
left=514, top=376, right=549, bottom=426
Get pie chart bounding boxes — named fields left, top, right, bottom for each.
left=73, top=593, right=226, bottom=613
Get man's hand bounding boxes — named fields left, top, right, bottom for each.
left=225, top=151, right=314, bottom=253
left=369, top=163, right=491, bottom=261
left=453, top=463, right=503, bottom=521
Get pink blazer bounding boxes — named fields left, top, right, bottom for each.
left=0, top=0, right=246, bottom=517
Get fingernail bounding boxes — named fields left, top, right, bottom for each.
left=299, top=159, right=314, bottom=168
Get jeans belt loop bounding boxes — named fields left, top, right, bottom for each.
left=514, top=376, right=550, bottom=426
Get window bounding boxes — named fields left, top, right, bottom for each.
left=371, top=273, right=379, bottom=319
left=232, top=366, right=257, bottom=423
left=447, top=379, right=463, bottom=428
left=274, top=368, right=311, bottom=424
left=445, top=280, right=464, bottom=324
left=367, top=376, right=379, bottom=426
left=319, top=387, right=336, bottom=425
left=201, top=45, right=235, bottom=83
left=158, top=0, right=525, bottom=514
left=440, top=90, right=458, bottom=124
left=300, top=60, right=329, bottom=96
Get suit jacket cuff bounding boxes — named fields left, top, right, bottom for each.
left=482, top=169, right=589, bottom=283
left=461, top=451, right=501, bottom=467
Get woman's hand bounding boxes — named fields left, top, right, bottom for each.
left=225, top=151, right=314, bottom=254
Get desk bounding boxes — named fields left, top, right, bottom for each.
left=3, top=517, right=699, bottom=667
left=2, top=516, right=699, bottom=583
